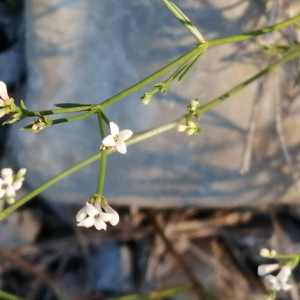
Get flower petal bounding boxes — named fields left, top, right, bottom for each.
left=94, top=218, right=107, bottom=230
left=110, top=122, right=119, bottom=136
left=104, top=205, right=120, bottom=226
left=85, top=202, right=99, bottom=217
left=277, top=266, right=292, bottom=280
left=116, top=141, right=127, bottom=154
left=76, top=206, right=88, bottom=222
left=12, top=181, right=22, bottom=190
left=1, top=168, right=13, bottom=178
left=102, top=135, right=115, bottom=147
left=3, top=176, right=13, bottom=185
left=265, top=275, right=277, bottom=284
left=0, top=99, right=4, bottom=107
left=77, top=216, right=95, bottom=228
left=5, top=186, right=15, bottom=197
left=0, top=81, right=9, bottom=100
left=118, top=129, right=133, bottom=141
left=258, top=264, right=280, bottom=276
left=94, top=202, right=112, bottom=222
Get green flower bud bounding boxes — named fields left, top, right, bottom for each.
left=141, top=92, right=152, bottom=105
left=187, top=98, right=200, bottom=112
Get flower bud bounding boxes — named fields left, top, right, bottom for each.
left=141, top=92, right=152, bottom=105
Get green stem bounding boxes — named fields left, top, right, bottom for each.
left=97, top=111, right=106, bottom=140
left=19, top=13, right=300, bottom=120
left=25, top=105, right=93, bottom=117
left=1, top=46, right=300, bottom=219
left=101, top=111, right=110, bottom=126
left=96, top=111, right=107, bottom=195
left=97, top=150, right=107, bottom=195
left=207, top=12, right=300, bottom=47
left=21, top=110, right=96, bottom=130
left=0, top=290, right=28, bottom=300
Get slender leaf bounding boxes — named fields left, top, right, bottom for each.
left=178, top=51, right=204, bottom=82
left=54, top=103, right=92, bottom=108
left=161, top=0, right=205, bottom=44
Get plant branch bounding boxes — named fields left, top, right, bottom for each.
left=1, top=46, right=300, bottom=219
left=207, top=12, right=300, bottom=47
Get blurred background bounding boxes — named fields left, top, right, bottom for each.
left=1, top=0, right=300, bottom=299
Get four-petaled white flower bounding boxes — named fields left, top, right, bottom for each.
left=76, top=202, right=120, bottom=230
left=258, top=264, right=292, bottom=291
left=0, top=168, right=23, bottom=198
left=102, top=122, right=133, bottom=154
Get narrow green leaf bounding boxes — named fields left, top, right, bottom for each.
left=161, top=0, right=206, bottom=44
left=178, top=51, right=204, bottom=82
left=172, top=55, right=197, bottom=80
left=54, top=103, right=92, bottom=108
left=44, top=116, right=53, bottom=126
left=20, top=100, right=26, bottom=110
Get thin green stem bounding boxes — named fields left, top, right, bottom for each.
left=101, top=111, right=110, bottom=126
left=21, top=110, right=96, bottom=130
left=18, top=13, right=300, bottom=121
left=207, top=12, right=300, bottom=47
left=25, top=105, right=93, bottom=117
left=97, top=150, right=107, bottom=195
left=96, top=111, right=107, bottom=195
left=0, top=290, right=28, bottom=300
left=275, top=255, right=295, bottom=259
left=97, top=111, right=106, bottom=140
left=1, top=46, right=300, bottom=219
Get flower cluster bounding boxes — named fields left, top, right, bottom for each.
left=76, top=201, right=119, bottom=230
left=102, top=122, right=133, bottom=154
left=0, top=168, right=26, bottom=204
left=258, top=263, right=292, bottom=291
left=177, top=121, right=201, bottom=135
left=31, top=116, right=53, bottom=132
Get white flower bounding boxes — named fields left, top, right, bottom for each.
left=0, top=81, right=9, bottom=106
left=0, top=168, right=23, bottom=198
left=258, top=264, right=292, bottom=291
left=102, top=122, right=133, bottom=154
left=76, top=202, right=119, bottom=230
left=103, top=204, right=120, bottom=226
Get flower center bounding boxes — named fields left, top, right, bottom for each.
left=1, top=184, right=8, bottom=189
left=114, top=135, right=119, bottom=142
